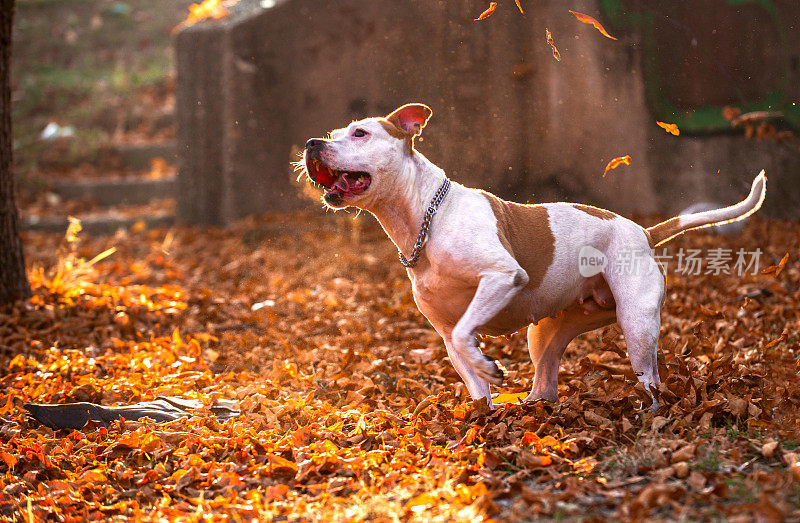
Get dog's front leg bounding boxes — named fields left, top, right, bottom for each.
left=443, top=336, right=491, bottom=402
left=451, top=268, right=528, bottom=387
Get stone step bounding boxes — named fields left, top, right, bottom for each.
left=22, top=211, right=175, bottom=235
left=38, top=139, right=177, bottom=170
left=114, top=141, right=177, bottom=171
left=52, top=176, right=176, bottom=207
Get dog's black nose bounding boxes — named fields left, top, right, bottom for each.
left=306, top=139, right=324, bottom=151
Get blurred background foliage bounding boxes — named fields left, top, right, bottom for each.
left=12, top=0, right=187, bottom=173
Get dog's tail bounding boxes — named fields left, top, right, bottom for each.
left=646, top=170, right=766, bottom=248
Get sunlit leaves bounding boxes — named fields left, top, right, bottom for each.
left=185, top=0, right=229, bottom=26
left=492, top=391, right=528, bottom=404
left=38, top=217, right=117, bottom=296
left=0, top=451, right=17, bottom=470
left=3, top=209, right=798, bottom=520
left=65, top=216, right=82, bottom=244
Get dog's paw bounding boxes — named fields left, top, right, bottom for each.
left=522, top=390, right=558, bottom=404
left=477, top=354, right=505, bottom=386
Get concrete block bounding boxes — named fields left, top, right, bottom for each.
left=175, top=0, right=799, bottom=225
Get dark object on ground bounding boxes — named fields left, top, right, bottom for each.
left=725, top=288, right=773, bottom=304
left=24, top=396, right=239, bottom=430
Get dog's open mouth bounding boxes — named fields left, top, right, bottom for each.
left=307, top=160, right=371, bottom=200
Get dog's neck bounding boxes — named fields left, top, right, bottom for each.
left=368, top=151, right=447, bottom=263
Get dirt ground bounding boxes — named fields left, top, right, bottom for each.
left=0, top=208, right=798, bottom=521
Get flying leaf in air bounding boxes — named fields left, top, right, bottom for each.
left=474, top=2, right=497, bottom=21
left=657, top=121, right=680, bottom=136
left=545, top=28, right=561, bottom=61
left=603, top=155, right=631, bottom=177
left=515, top=0, right=524, bottom=14
left=568, top=10, right=617, bottom=40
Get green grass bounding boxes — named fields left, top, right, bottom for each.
left=724, top=420, right=764, bottom=442
left=696, top=447, right=721, bottom=473
left=725, top=476, right=758, bottom=504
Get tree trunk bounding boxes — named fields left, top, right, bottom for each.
left=0, top=0, right=30, bottom=304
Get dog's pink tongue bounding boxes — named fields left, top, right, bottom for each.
left=333, top=176, right=350, bottom=192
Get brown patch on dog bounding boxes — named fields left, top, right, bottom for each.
left=646, top=216, right=683, bottom=247
left=643, top=228, right=655, bottom=248
left=484, top=192, right=555, bottom=292
left=572, top=204, right=616, bottom=221
left=384, top=104, right=431, bottom=150
left=378, top=119, right=408, bottom=141
left=378, top=118, right=415, bottom=150
left=479, top=193, right=556, bottom=335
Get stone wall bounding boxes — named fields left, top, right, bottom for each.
left=175, top=0, right=799, bottom=225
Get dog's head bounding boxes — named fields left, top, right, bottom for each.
left=301, top=103, right=432, bottom=209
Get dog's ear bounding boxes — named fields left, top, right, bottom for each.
left=386, top=104, right=432, bottom=138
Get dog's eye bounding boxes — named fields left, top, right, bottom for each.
left=353, top=128, right=368, bottom=138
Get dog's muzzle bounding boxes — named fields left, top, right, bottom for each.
left=304, top=139, right=371, bottom=204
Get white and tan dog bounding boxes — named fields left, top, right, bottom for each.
left=301, top=103, right=767, bottom=411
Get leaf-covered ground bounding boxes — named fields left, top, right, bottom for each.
left=1, top=210, right=799, bottom=521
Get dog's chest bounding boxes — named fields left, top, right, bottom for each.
left=410, top=266, right=551, bottom=336
left=408, top=263, right=538, bottom=336
left=409, top=266, right=476, bottom=333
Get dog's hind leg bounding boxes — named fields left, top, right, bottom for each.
left=605, top=251, right=665, bottom=411
left=525, top=304, right=616, bottom=403
left=617, top=306, right=662, bottom=411
left=525, top=317, right=571, bottom=403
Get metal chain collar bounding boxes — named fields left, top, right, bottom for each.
left=398, top=177, right=451, bottom=268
